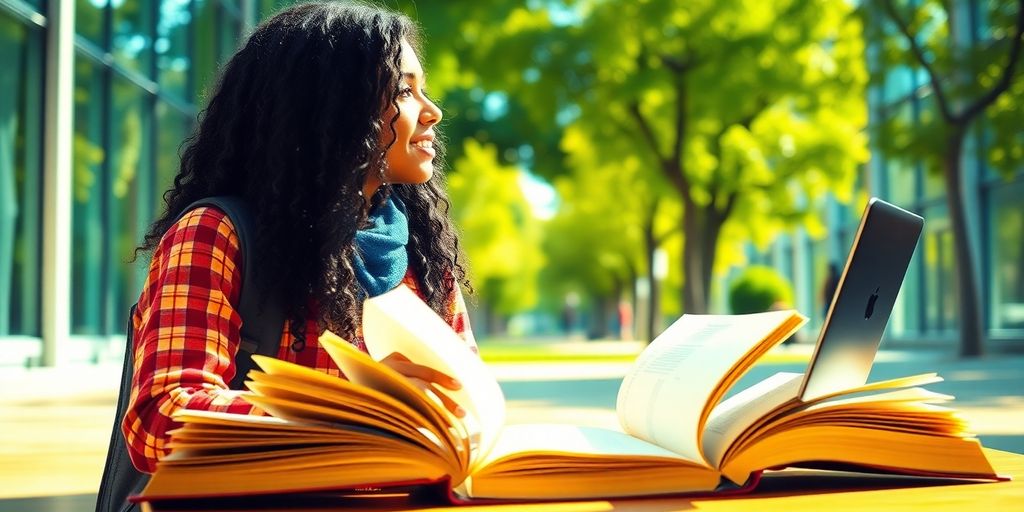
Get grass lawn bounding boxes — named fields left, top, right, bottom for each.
left=476, top=338, right=812, bottom=365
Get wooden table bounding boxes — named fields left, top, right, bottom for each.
left=145, top=448, right=1024, bottom=511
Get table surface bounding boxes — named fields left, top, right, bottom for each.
left=144, top=448, right=1024, bottom=512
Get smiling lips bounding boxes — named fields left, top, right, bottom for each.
left=410, top=134, right=435, bottom=157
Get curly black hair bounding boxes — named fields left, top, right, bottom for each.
left=136, top=1, right=469, bottom=343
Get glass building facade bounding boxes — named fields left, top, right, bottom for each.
left=0, top=0, right=261, bottom=365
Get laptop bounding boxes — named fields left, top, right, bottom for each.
left=798, top=197, right=924, bottom=402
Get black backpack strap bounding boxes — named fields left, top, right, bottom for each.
left=95, top=196, right=286, bottom=512
left=175, top=196, right=286, bottom=389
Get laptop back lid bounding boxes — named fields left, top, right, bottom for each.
left=798, top=198, right=924, bottom=402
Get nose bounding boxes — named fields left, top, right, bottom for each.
left=420, top=97, right=442, bottom=126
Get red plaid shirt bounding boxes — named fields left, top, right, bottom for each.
left=122, top=206, right=476, bottom=473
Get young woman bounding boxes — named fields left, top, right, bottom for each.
left=122, top=1, right=474, bottom=474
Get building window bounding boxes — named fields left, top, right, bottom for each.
left=71, top=55, right=107, bottom=336
left=155, top=101, right=192, bottom=207
left=0, top=12, right=44, bottom=337
left=989, top=180, right=1024, bottom=332
left=75, top=0, right=105, bottom=47
left=919, top=203, right=958, bottom=334
left=109, top=76, right=154, bottom=330
left=113, top=0, right=156, bottom=77
left=157, top=0, right=192, bottom=101
left=192, top=0, right=244, bottom=103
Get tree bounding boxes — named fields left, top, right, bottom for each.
left=541, top=123, right=680, bottom=339
left=870, top=0, right=1024, bottom=356
left=446, top=139, right=544, bottom=334
left=481, top=0, right=869, bottom=314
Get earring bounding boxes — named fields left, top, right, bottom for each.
left=378, top=166, right=388, bottom=187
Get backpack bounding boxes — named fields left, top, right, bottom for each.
left=94, top=197, right=285, bottom=512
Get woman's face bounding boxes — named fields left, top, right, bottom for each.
left=379, top=40, right=442, bottom=187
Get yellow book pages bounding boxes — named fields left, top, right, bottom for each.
left=616, top=310, right=806, bottom=465
left=720, top=426, right=998, bottom=485
left=251, top=353, right=453, bottom=443
left=709, top=372, right=950, bottom=469
left=469, top=465, right=722, bottom=500
left=468, top=424, right=719, bottom=500
left=144, top=449, right=449, bottom=499
left=315, top=332, right=471, bottom=473
left=361, top=285, right=506, bottom=474
left=244, top=379, right=439, bottom=453
left=704, top=372, right=805, bottom=468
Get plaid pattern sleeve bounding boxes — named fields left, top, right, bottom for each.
left=121, top=207, right=261, bottom=474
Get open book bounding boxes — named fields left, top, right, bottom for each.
left=135, top=285, right=1001, bottom=504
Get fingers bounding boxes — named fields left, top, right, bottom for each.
left=379, top=352, right=465, bottom=418
left=410, top=377, right=465, bottom=418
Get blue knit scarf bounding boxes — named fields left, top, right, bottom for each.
left=352, top=194, right=409, bottom=297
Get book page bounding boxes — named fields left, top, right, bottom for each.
left=362, top=285, right=506, bottom=474
left=702, top=372, right=803, bottom=468
left=469, top=424, right=720, bottom=500
left=478, top=424, right=693, bottom=469
left=317, top=333, right=469, bottom=473
left=615, top=311, right=804, bottom=465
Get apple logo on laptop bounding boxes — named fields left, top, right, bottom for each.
left=865, top=287, right=880, bottom=319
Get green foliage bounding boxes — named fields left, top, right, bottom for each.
left=728, top=265, right=794, bottom=314
left=447, top=139, right=544, bottom=314
left=476, top=0, right=869, bottom=311
left=864, top=0, right=1024, bottom=177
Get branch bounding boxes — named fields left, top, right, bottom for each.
left=878, top=0, right=956, bottom=123
left=960, top=0, right=1024, bottom=122
left=670, top=73, right=688, bottom=170
left=656, top=52, right=699, bottom=168
left=722, top=190, right=739, bottom=220
left=708, top=97, right=772, bottom=211
left=611, top=115, right=644, bottom=148
left=627, top=100, right=666, bottom=164
left=654, top=224, right=682, bottom=246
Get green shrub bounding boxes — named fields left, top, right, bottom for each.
left=728, top=265, right=794, bottom=314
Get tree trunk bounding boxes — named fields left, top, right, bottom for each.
left=682, top=201, right=705, bottom=314
left=626, top=260, right=639, bottom=340
left=588, top=293, right=615, bottom=339
left=484, top=300, right=506, bottom=337
left=681, top=200, right=726, bottom=314
left=643, top=200, right=661, bottom=341
left=942, top=128, right=986, bottom=357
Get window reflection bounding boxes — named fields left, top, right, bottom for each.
left=0, top=14, right=44, bottom=337
left=76, top=0, right=106, bottom=47
left=72, top=57, right=107, bottom=336
left=109, top=76, right=152, bottom=332
left=155, top=102, right=191, bottom=212
left=113, top=0, right=155, bottom=75
left=990, top=182, right=1024, bottom=331
left=158, top=0, right=191, bottom=99
left=921, top=205, right=958, bottom=334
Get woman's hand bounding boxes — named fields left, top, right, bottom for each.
left=380, top=352, right=465, bottom=418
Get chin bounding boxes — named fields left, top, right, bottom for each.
left=419, top=167, right=435, bottom=182
left=409, top=166, right=433, bottom=184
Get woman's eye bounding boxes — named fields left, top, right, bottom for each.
left=398, top=87, right=414, bottom=98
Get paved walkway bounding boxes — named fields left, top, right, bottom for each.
left=1, top=347, right=1021, bottom=509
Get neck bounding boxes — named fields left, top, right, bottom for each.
left=362, top=177, right=383, bottom=211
